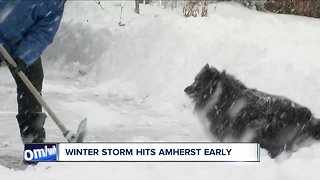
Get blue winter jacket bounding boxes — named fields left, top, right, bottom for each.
left=0, top=0, right=65, bottom=66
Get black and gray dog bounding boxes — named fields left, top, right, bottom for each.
left=185, top=64, right=320, bottom=158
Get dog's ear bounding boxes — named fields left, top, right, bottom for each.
left=208, top=66, right=220, bottom=75
left=220, top=70, right=227, bottom=79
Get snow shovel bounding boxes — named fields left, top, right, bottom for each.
left=0, top=44, right=87, bottom=143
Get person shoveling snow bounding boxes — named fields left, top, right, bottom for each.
left=0, top=0, right=86, bottom=152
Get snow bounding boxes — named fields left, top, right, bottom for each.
left=1, top=1, right=320, bottom=179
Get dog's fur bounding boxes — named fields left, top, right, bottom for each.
left=185, top=64, right=320, bottom=158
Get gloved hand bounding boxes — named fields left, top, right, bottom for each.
left=7, top=58, right=27, bottom=73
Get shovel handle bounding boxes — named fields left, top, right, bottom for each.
left=0, top=44, right=68, bottom=134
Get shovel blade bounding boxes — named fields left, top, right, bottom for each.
left=65, top=118, right=87, bottom=143
left=76, top=118, right=87, bottom=142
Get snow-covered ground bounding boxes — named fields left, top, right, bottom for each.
left=1, top=1, right=320, bottom=179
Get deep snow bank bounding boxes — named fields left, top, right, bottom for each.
left=45, top=1, right=320, bottom=114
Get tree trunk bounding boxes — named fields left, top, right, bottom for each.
left=135, top=0, right=140, bottom=14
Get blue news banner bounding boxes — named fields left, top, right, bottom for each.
left=24, top=143, right=260, bottom=162
left=24, top=144, right=57, bottom=162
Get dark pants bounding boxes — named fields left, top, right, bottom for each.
left=9, top=58, right=46, bottom=143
